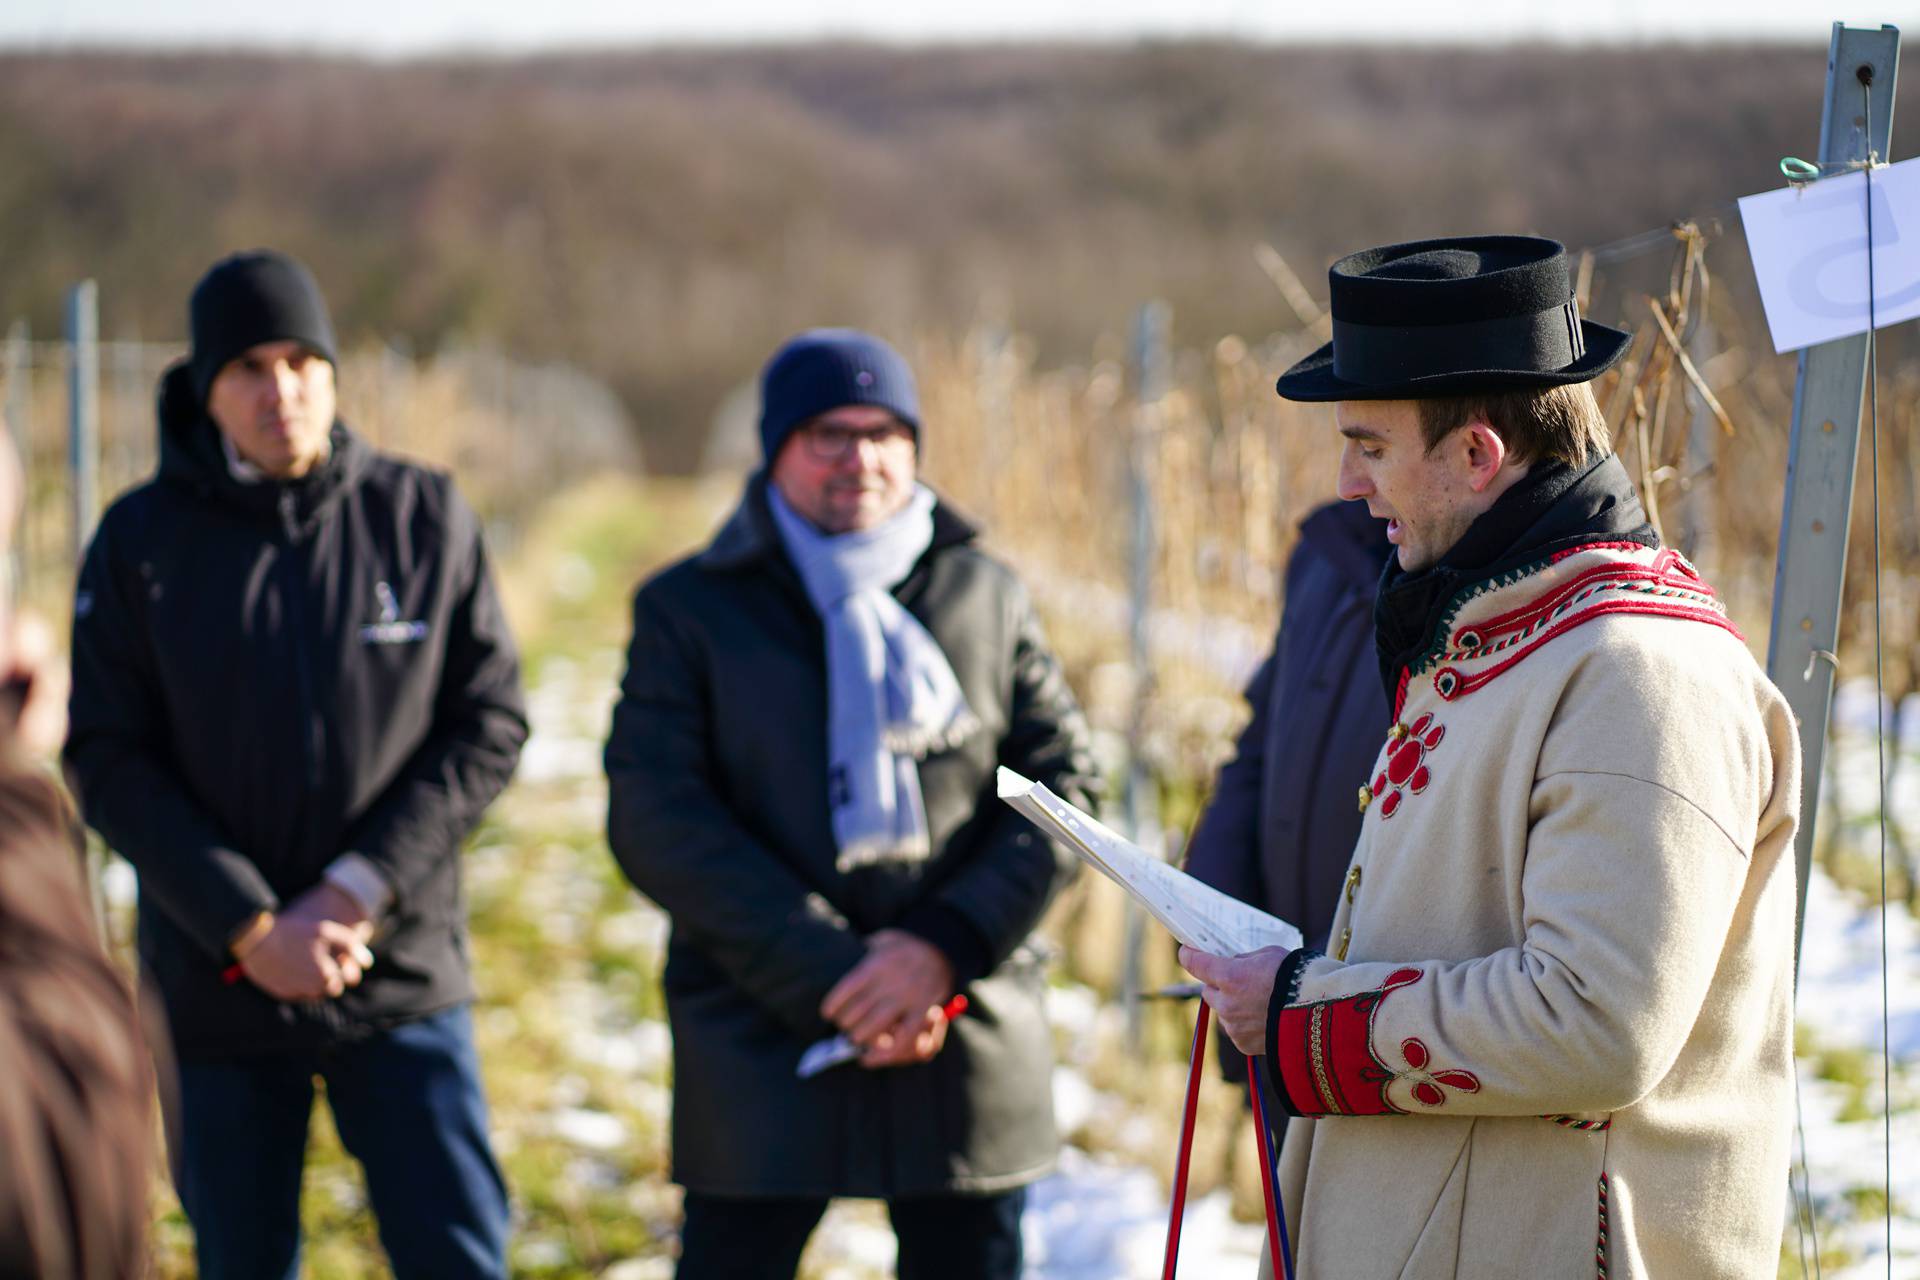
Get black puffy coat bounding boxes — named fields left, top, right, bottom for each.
left=604, top=478, right=1097, bottom=1198
left=65, top=364, right=527, bottom=1059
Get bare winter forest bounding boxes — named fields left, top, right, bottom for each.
left=0, top=42, right=1867, bottom=470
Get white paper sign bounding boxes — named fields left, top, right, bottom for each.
left=1739, top=156, right=1920, bottom=353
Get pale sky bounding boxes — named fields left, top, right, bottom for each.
left=0, top=0, right=1905, bottom=54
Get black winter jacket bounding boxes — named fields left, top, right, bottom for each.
left=604, top=477, right=1098, bottom=1197
left=65, top=364, right=527, bottom=1058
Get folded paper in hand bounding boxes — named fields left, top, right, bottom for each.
left=997, top=767, right=1302, bottom=956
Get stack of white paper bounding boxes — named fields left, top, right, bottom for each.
left=997, top=767, right=1302, bottom=956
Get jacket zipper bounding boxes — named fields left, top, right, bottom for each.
left=278, top=490, right=326, bottom=792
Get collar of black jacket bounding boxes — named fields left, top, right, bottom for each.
left=1372, top=450, right=1657, bottom=708
left=699, top=471, right=979, bottom=575
left=155, top=361, right=368, bottom=532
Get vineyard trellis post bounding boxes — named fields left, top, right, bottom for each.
left=64, top=279, right=111, bottom=939
left=3, top=321, right=28, bottom=592
left=66, top=281, right=100, bottom=565
left=1121, top=300, right=1170, bottom=1053
left=1766, top=22, right=1901, bottom=970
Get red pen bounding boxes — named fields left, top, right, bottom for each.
left=796, top=993, right=970, bottom=1078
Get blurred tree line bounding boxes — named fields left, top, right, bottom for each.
left=0, top=41, right=1862, bottom=470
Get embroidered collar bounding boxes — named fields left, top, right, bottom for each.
left=1422, top=545, right=1737, bottom=705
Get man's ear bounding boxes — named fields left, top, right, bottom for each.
left=1459, top=421, right=1512, bottom=494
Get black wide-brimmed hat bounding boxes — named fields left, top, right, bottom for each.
left=1275, top=235, right=1631, bottom=402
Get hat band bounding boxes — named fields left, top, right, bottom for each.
left=1331, top=299, right=1585, bottom=387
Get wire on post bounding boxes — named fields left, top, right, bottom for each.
left=1858, top=65, right=1896, bottom=1280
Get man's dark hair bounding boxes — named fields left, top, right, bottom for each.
left=1416, top=382, right=1610, bottom=468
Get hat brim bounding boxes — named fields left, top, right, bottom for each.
left=1274, top=319, right=1633, bottom=403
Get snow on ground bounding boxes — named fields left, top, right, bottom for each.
left=1024, top=1147, right=1264, bottom=1278
left=1798, top=865, right=1920, bottom=1069
left=799, top=1127, right=1264, bottom=1279
left=1792, top=863, right=1920, bottom=1278
left=516, top=650, right=621, bottom=788
left=1790, top=687, right=1920, bottom=1278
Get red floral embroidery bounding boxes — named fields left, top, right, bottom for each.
left=1373, top=714, right=1444, bottom=820
left=1398, top=1037, right=1481, bottom=1108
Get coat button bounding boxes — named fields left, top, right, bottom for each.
left=1345, top=866, right=1363, bottom=904
left=1357, top=784, right=1373, bottom=813
left=1335, top=926, right=1352, bottom=962
left=1388, top=722, right=1410, bottom=741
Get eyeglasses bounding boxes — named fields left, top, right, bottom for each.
left=800, top=421, right=916, bottom=462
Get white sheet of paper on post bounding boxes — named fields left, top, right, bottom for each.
left=996, top=767, right=1303, bottom=957
left=1739, top=155, right=1920, bottom=354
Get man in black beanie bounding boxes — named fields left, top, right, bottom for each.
left=184, top=250, right=339, bottom=480
left=65, top=249, right=527, bottom=1279
left=605, top=329, right=1097, bottom=1279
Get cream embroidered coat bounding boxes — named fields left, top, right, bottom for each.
left=1265, top=543, right=1800, bottom=1279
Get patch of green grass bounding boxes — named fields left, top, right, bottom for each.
left=297, top=1099, right=386, bottom=1278
left=1814, top=1043, right=1877, bottom=1092
left=1841, top=1183, right=1897, bottom=1219
left=1778, top=1231, right=1856, bottom=1278
left=1818, top=829, right=1918, bottom=908
left=1806, top=1040, right=1886, bottom=1124
left=497, top=475, right=732, bottom=677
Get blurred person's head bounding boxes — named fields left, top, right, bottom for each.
left=0, top=406, right=149, bottom=1279
left=0, top=417, right=59, bottom=757
left=1275, top=236, right=1629, bottom=572
left=760, top=330, right=920, bottom=534
left=0, top=410, right=18, bottom=636
left=189, top=251, right=338, bottom=481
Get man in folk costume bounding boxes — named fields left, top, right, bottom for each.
left=604, top=330, right=1096, bottom=1279
left=1180, top=236, right=1799, bottom=1279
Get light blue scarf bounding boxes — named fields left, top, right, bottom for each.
left=768, top=482, right=979, bottom=871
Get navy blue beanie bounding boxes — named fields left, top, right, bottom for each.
left=758, top=329, right=920, bottom=462
left=188, top=250, right=338, bottom=404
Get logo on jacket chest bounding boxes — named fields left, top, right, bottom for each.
left=358, top=581, right=428, bottom=646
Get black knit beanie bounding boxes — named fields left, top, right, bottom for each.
left=188, top=251, right=338, bottom=403
left=758, top=329, right=919, bottom=462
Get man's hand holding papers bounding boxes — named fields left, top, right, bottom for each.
left=996, top=767, right=1303, bottom=1055
left=1176, top=945, right=1289, bottom=1055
